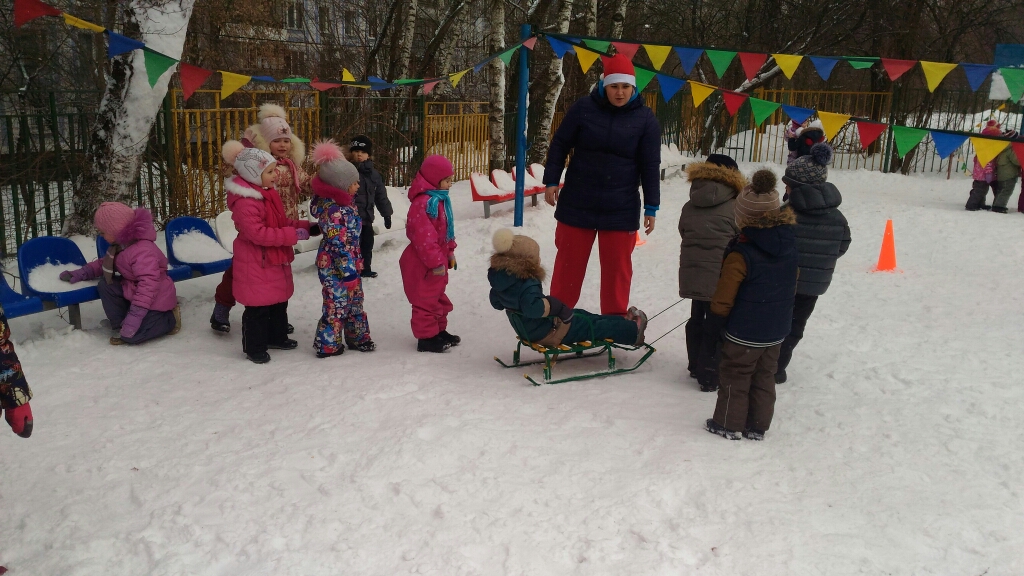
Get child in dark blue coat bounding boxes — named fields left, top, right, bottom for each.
left=488, top=229, right=647, bottom=348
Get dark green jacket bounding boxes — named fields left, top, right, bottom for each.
left=488, top=268, right=554, bottom=343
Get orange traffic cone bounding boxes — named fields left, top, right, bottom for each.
left=874, top=219, right=897, bottom=272
left=635, top=231, right=646, bottom=247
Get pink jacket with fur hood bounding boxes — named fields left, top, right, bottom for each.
left=404, top=156, right=457, bottom=270
left=77, top=208, right=177, bottom=311
left=226, top=175, right=311, bottom=307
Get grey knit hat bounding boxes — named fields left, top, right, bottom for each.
left=783, top=142, right=832, bottom=186
left=310, top=139, right=360, bottom=190
left=735, top=169, right=780, bottom=225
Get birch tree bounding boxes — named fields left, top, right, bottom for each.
left=487, top=0, right=506, bottom=171
left=526, top=0, right=573, bottom=164
left=66, top=0, right=196, bottom=235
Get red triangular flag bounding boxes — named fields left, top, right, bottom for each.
left=880, top=58, right=917, bottom=81
left=178, top=63, right=214, bottom=102
left=855, top=120, right=888, bottom=149
left=612, top=42, right=640, bottom=60
left=722, top=91, right=749, bottom=116
left=422, top=81, right=439, bottom=95
left=310, top=78, right=342, bottom=91
left=522, top=37, right=537, bottom=50
left=738, top=52, right=768, bottom=81
left=1012, top=142, right=1024, bottom=167
left=14, top=0, right=61, bottom=27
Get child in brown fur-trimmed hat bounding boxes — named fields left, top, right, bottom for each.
left=487, top=229, right=647, bottom=347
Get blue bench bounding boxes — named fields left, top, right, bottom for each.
left=165, top=217, right=232, bottom=277
left=17, top=236, right=100, bottom=329
left=96, top=237, right=192, bottom=282
left=0, top=272, right=44, bottom=319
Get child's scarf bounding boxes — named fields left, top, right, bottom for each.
left=425, top=190, right=455, bottom=242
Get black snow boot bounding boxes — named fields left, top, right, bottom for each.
left=211, top=303, right=231, bottom=333
left=267, top=339, right=298, bottom=350
left=316, top=347, right=345, bottom=359
left=247, top=351, right=271, bottom=364
left=287, top=323, right=295, bottom=334
left=743, top=429, right=765, bottom=441
left=347, top=340, right=377, bottom=352
left=705, top=418, right=741, bottom=440
left=439, top=330, right=461, bottom=346
left=417, top=334, right=452, bottom=353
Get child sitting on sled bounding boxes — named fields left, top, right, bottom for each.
left=488, top=229, right=647, bottom=347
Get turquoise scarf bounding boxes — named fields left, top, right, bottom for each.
left=425, top=190, right=455, bottom=242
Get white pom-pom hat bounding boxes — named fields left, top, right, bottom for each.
left=223, top=139, right=275, bottom=186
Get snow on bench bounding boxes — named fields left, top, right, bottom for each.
left=172, top=231, right=232, bottom=264
left=27, top=262, right=99, bottom=293
left=530, top=163, right=565, bottom=186
left=470, top=172, right=542, bottom=219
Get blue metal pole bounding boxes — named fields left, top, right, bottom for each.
left=513, top=24, right=531, bottom=227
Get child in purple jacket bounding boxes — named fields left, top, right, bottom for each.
left=61, top=202, right=180, bottom=345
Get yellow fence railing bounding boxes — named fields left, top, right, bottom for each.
left=423, top=102, right=489, bottom=182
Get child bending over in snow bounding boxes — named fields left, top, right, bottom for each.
left=965, top=119, right=1005, bottom=211
left=703, top=170, right=799, bottom=442
left=61, top=202, right=180, bottom=345
left=488, top=229, right=648, bottom=348
left=0, top=305, right=33, bottom=437
left=308, top=140, right=375, bottom=358
left=222, top=140, right=317, bottom=364
left=400, top=155, right=460, bottom=353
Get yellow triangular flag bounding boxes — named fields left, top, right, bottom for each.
left=919, top=61, right=958, bottom=92
left=643, top=44, right=672, bottom=70
left=342, top=68, right=355, bottom=82
left=688, top=81, right=716, bottom=107
left=816, top=111, right=851, bottom=140
left=970, top=136, right=1010, bottom=166
left=63, top=13, right=105, bottom=33
left=449, top=69, right=470, bottom=88
left=575, top=47, right=600, bottom=73
left=219, top=71, right=251, bottom=100
left=772, top=54, right=803, bottom=79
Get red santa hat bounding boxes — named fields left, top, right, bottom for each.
left=601, top=54, right=636, bottom=87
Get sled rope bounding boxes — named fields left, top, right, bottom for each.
left=649, top=319, right=688, bottom=345
left=648, top=298, right=685, bottom=321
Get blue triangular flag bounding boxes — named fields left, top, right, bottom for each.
left=657, top=74, right=686, bottom=102
left=673, top=47, right=703, bottom=75
left=251, top=76, right=276, bottom=82
left=546, top=36, right=575, bottom=59
left=808, top=56, right=840, bottom=81
left=106, top=31, right=145, bottom=58
left=565, top=36, right=582, bottom=44
left=781, top=104, right=814, bottom=124
left=930, top=131, right=969, bottom=159
left=959, top=63, right=996, bottom=92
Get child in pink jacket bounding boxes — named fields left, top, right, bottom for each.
left=222, top=140, right=315, bottom=364
left=400, top=155, right=458, bottom=353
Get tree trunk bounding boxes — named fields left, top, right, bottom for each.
left=610, top=0, right=629, bottom=38
left=582, top=0, right=599, bottom=88
left=394, top=0, right=419, bottom=81
left=526, top=0, right=573, bottom=165
left=65, top=0, right=196, bottom=235
left=487, top=0, right=506, bottom=171
left=432, top=8, right=471, bottom=96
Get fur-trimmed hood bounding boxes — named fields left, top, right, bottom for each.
left=686, top=162, right=746, bottom=207
left=244, top=124, right=306, bottom=165
left=225, top=176, right=266, bottom=213
left=736, top=206, right=797, bottom=257
left=114, top=208, right=158, bottom=246
left=489, top=253, right=545, bottom=282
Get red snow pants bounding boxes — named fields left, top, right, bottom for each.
left=399, top=247, right=453, bottom=339
left=215, top=264, right=235, bottom=307
left=550, top=222, right=635, bottom=316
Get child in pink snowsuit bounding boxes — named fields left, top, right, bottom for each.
left=400, top=155, right=459, bottom=353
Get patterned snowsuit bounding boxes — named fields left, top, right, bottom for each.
left=311, top=193, right=371, bottom=355
left=0, top=306, right=31, bottom=411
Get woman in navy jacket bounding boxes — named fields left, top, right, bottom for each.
left=542, top=53, right=661, bottom=316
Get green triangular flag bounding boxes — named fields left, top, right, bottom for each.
left=748, top=97, right=782, bottom=126
left=143, top=49, right=177, bottom=88
left=394, top=78, right=420, bottom=85
left=705, top=50, right=737, bottom=78
left=845, top=56, right=879, bottom=70
left=497, top=46, right=518, bottom=66
left=280, top=77, right=311, bottom=83
left=583, top=39, right=611, bottom=53
left=999, top=68, right=1024, bottom=102
left=635, top=68, right=657, bottom=92
left=891, top=125, right=929, bottom=158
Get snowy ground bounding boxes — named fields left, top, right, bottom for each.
left=2, top=168, right=1023, bottom=575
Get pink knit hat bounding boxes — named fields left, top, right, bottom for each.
left=417, top=155, right=455, bottom=188
left=981, top=119, right=1002, bottom=136
left=94, top=202, right=136, bottom=237
left=257, top=103, right=294, bottom=144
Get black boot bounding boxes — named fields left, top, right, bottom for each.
left=360, top=270, right=378, bottom=278
left=211, top=303, right=231, bottom=333
left=347, top=340, right=377, bottom=352
left=439, top=330, right=461, bottom=346
left=743, top=428, right=765, bottom=441
left=993, top=206, right=1008, bottom=214
left=247, top=351, right=271, bottom=364
left=268, top=339, right=298, bottom=350
left=287, top=323, right=295, bottom=334
left=417, top=334, right=452, bottom=353
left=705, top=418, right=741, bottom=440
left=316, top=347, right=345, bottom=358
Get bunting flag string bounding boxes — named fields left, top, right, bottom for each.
left=891, top=126, right=929, bottom=158
left=219, top=71, right=251, bottom=100
left=970, top=137, right=1010, bottom=166
left=674, top=47, right=703, bottom=75
left=855, top=121, right=888, bottom=149
left=634, top=68, right=657, bottom=92
left=1001, top=68, right=1024, bottom=102
left=748, top=98, right=781, bottom=126
left=920, top=61, right=957, bottom=93
left=612, top=42, right=640, bottom=60
left=781, top=104, right=813, bottom=125
left=772, top=54, right=803, bottom=80
left=739, top=52, right=768, bottom=81
left=721, top=91, right=748, bottom=116
left=658, top=74, right=687, bottom=102
left=643, top=44, right=672, bottom=70
left=960, top=63, right=995, bottom=92
left=809, top=56, right=840, bottom=81
left=63, top=13, right=103, bottom=32
left=142, top=48, right=177, bottom=88
left=705, top=50, right=737, bottom=78
left=178, top=63, right=214, bottom=101
left=574, top=47, right=600, bottom=73
left=688, top=81, right=717, bottom=107
left=816, top=111, right=851, bottom=140
left=930, top=132, right=969, bottom=159
left=881, top=58, right=917, bottom=81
